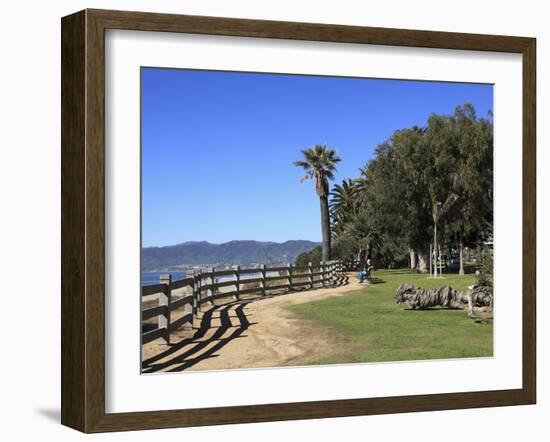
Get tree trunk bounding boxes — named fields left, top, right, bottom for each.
left=409, top=248, right=417, bottom=271
left=417, top=252, right=428, bottom=273
left=319, top=195, right=331, bottom=263
left=357, top=247, right=366, bottom=264
left=439, top=244, right=443, bottom=276
left=459, top=238, right=465, bottom=276
left=433, top=221, right=438, bottom=277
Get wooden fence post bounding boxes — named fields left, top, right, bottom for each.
left=197, top=269, right=203, bottom=311
left=159, top=274, right=172, bottom=344
left=192, top=270, right=199, bottom=315
left=308, top=261, right=313, bottom=289
left=288, top=264, right=293, bottom=292
left=209, top=267, right=216, bottom=305
left=182, top=281, right=194, bottom=330
left=321, top=262, right=327, bottom=287
left=260, top=264, right=266, bottom=296
left=235, top=265, right=241, bottom=300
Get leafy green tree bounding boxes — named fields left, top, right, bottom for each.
left=443, top=105, right=493, bottom=274
left=294, top=145, right=341, bottom=263
left=353, top=130, right=432, bottom=271
left=419, top=113, right=461, bottom=276
left=329, top=104, right=492, bottom=274
left=295, top=246, right=322, bottom=266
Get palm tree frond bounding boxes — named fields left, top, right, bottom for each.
left=293, top=144, right=340, bottom=197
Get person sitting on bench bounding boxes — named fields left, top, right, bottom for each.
left=357, top=259, right=374, bottom=284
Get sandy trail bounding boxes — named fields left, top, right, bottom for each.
left=142, top=275, right=362, bottom=373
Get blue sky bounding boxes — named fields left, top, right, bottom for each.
left=141, top=68, right=493, bottom=247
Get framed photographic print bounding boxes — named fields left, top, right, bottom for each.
left=61, top=9, right=536, bottom=433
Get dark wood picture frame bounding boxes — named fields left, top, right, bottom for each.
left=61, top=9, right=536, bottom=433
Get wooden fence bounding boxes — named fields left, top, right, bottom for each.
left=141, top=260, right=346, bottom=345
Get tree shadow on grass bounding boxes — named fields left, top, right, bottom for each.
left=402, top=307, right=463, bottom=312
left=359, top=277, right=386, bottom=285
left=381, top=269, right=415, bottom=275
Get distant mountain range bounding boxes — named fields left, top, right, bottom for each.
left=141, top=240, right=319, bottom=271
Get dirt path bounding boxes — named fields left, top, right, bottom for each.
left=142, top=275, right=362, bottom=373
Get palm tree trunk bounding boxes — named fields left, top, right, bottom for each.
left=319, top=196, right=331, bottom=262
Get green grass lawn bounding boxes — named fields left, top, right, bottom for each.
left=286, top=269, right=493, bottom=365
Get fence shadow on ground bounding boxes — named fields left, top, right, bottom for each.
left=142, top=300, right=255, bottom=373
left=141, top=278, right=350, bottom=373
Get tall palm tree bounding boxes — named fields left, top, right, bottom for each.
left=330, top=178, right=359, bottom=235
left=294, top=145, right=341, bottom=263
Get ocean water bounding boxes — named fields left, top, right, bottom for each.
left=141, top=270, right=282, bottom=287
left=141, top=271, right=187, bottom=286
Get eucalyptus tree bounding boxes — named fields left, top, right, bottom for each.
left=294, top=144, right=341, bottom=263
left=420, top=111, right=461, bottom=276
left=387, top=127, right=433, bottom=271
left=422, top=104, right=493, bottom=276
left=358, top=130, right=433, bottom=271
left=443, top=104, right=493, bottom=274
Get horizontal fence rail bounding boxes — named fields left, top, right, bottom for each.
left=141, top=260, right=346, bottom=345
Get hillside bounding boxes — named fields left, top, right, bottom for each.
left=141, top=240, right=319, bottom=271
